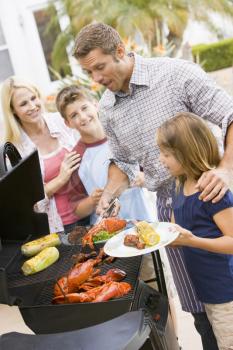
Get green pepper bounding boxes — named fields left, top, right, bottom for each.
left=93, top=231, right=115, bottom=242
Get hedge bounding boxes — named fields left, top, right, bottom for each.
left=192, top=38, right=233, bottom=72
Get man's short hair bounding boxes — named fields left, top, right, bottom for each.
left=73, top=22, right=123, bottom=59
left=56, top=85, right=92, bottom=120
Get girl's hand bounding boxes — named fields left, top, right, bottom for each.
left=58, top=151, right=81, bottom=185
left=90, top=189, right=104, bottom=207
left=169, top=224, right=194, bottom=247
left=131, top=172, right=145, bottom=187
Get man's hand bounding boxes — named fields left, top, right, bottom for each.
left=130, top=171, right=145, bottom=187
left=96, top=191, right=120, bottom=217
left=195, top=167, right=232, bottom=203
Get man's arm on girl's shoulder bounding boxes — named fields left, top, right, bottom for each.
left=197, top=122, right=233, bottom=203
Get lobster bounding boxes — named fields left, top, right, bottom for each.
left=79, top=268, right=126, bottom=291
left=82, top=217, right=127, bottom=249
left=52, top=281, right=132, bottom=304
left=54, top=258, right=101, bottom=297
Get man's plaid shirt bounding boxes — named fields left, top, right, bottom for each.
left=99, top=54, right=233, bottom=195
left=99, top=54, right=233, bottom=314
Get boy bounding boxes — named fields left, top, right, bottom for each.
left=56, top=85, right=155, bottom=224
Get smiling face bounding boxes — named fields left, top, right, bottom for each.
left=11, top=87, right=42, bottom=126
left=64, top=98, right=101, bottom=138
left=159, top=149, right=184, bottom=177
left=78, top=47, right=131, bottom=92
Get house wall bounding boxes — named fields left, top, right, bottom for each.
left=0, top=0, right=51, bottom=93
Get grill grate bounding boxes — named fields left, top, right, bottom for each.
left=7, top=245, right=78, bottom=288
left=6, top=243, right=142, bottom=306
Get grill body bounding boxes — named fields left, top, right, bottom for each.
left=0, top=241, right=142, bottom=334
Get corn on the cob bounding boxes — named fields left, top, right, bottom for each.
left=136, top=221, right=160, bottom=246
left=21, top=247, right=59, bottom=276
left=21, top=233, right=61, bottom=257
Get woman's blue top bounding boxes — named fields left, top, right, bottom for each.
left=173, top=188, right=233, bottom=304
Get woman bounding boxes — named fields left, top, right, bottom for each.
left=1, top=76, right=91, bottom=233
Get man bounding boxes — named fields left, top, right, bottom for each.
left=73, top=22, right=233, bottom=349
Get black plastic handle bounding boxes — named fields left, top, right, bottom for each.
left=0, top=142, right=22, bottom=178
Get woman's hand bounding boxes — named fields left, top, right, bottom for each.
left=90, top=188, right=104, bottom=207
left=58, top=151, right=81, bottom=186
left=169, top=224, right=194, bottom=247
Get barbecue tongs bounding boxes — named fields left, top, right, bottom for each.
left=95, top=197, right=118, bottom=224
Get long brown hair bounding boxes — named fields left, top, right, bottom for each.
left=156, top=112, right=221, bottom=185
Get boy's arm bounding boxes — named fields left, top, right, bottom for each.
left=75, top=189, right=103, bottom=219
left=170, top=207, right=233, bottom=254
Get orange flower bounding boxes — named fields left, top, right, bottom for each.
left=153, top=44, right=166, bottom=55
left=91, top=82, right=102, bottom=92
left=46, top=94, right=56, bottom=102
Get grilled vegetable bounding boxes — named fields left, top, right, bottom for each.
left=92, top=230, right=116, bottom=242
left=21, top=233, right=61, bottom=257
left=21, top=247, right=59, bottom=276
left=136, top=221, right=160, bottom=246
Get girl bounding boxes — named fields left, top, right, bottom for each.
left=157, top=112, right=233, bottom=350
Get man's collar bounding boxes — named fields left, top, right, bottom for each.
left=129, top=53, right=150, bottom=87
left=104, top=53, right=150, bottom=107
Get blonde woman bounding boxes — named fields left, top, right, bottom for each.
left=157, top=112, right=233, bottom=350
left=1, top=76, right=91, bottom=233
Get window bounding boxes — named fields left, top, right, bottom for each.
left=33, top=5, right=71, bottom=81
left=0, top=21, right=14, bottom=82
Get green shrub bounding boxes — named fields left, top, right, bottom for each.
left=192, top=38, right=233, bottom=72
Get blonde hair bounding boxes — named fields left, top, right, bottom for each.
left=156, top=112, right=221, bottom=185
left=1, top=76, right=42, bottom=144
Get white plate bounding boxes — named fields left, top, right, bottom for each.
left=103, top=222, right=179, bottom=257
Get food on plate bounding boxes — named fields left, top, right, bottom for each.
left=21, top=247, right=59, bottom=276
left=21, top=233, right=61, bottom=257
left=124, top=234, right=145, bottom=249
left=82, top=217, right=127, bottom=249
left=136, top=221, right=160, bottom=246
left=123, top=221, right=160, bottom=250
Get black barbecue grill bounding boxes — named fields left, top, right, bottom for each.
left=0, top=145, right=180, bottom=349
left=2, top=241, right=142, bottom=333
